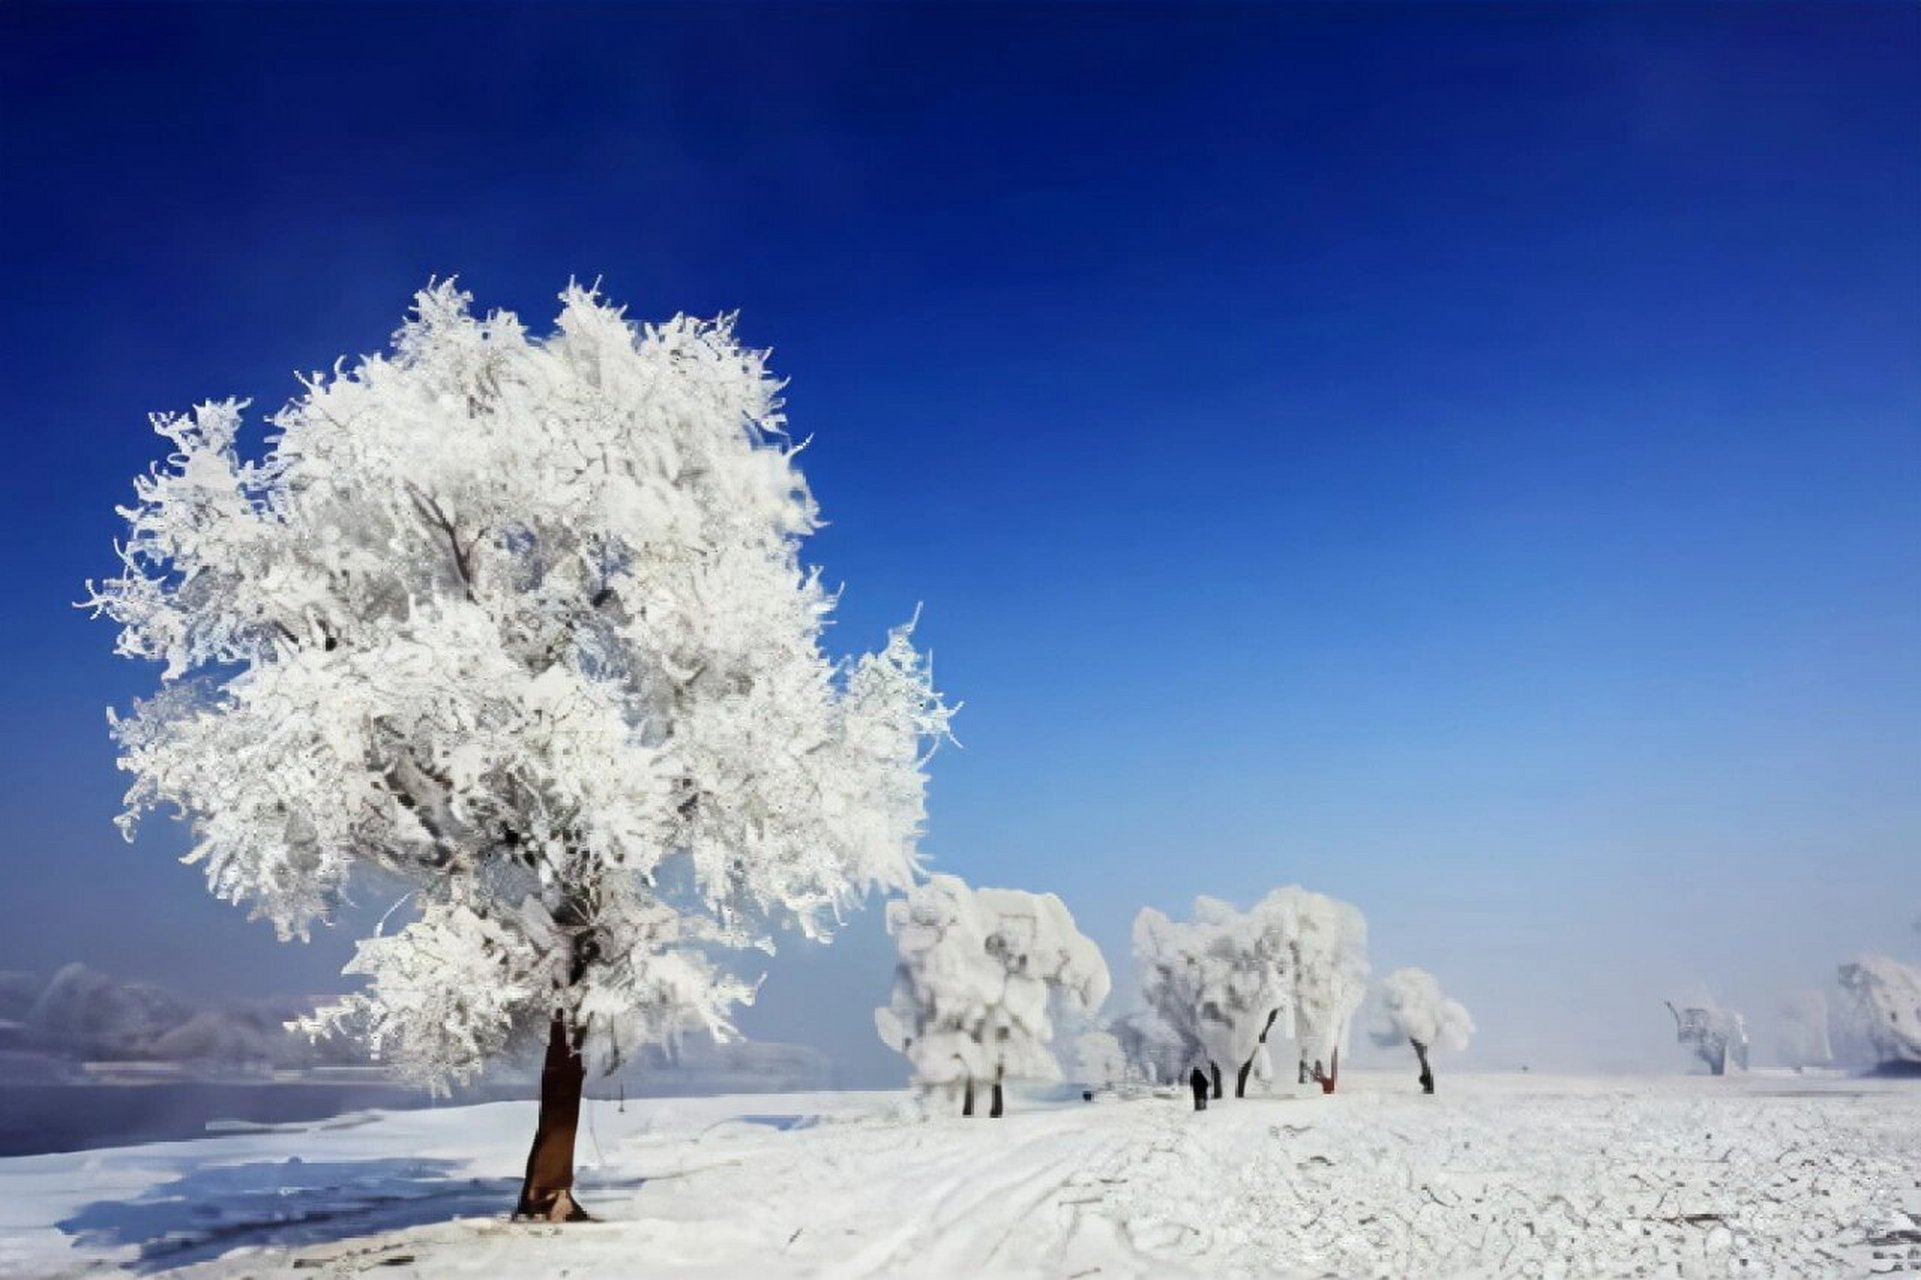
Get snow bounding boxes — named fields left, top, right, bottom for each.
left=5, top=1073, right=1918, bottom=1278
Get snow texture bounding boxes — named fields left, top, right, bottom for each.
left=4, top=1074, right=1918, bottom=1278
left=875, top=875, right=1110, bottom=1105
left=86, top=282, right=953, bottom=1090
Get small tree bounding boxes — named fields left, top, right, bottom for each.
left=875, top=874, right=1109, bottom=1116
left=1371, top=967, right=1473, bottom=1093
left=1665, top=1000, right=1749, bottom=1075
left=88, top=282, right=952, bottom=1219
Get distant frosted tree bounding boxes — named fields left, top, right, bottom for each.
left=1837, top=956, right=1921, bottom=1069
left=1133, top=887, right=1368, bottom=1099
left=88, top=281, right=952, bottom=1220
left=1775, top=990, right=1833, bottom=1071
left=1371, top=967, right=1473, bottom=1094
left=1665, top=1000, right=1749, bottom=1075
left=1132, top=900, right=1280, bottom=1099
left=875, top=874, right=1110, bottom=1116
left=1071, top=1029, right=1128, bottom=1091
left=1111, top=1008, right=1189, bottom=1086
left=1266, top=887, right=1370, bottom=1094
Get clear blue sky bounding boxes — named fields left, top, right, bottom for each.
left=2, top=3, right=1915, bottom=1081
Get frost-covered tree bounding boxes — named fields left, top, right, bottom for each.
left=1111, top=1008, right=1188, bottom=1086
left=87, top=282, right=952, bottom=1220
left=1775, top=989, right=1833, bottom=1071
left=1267, top=887, right=1370, bottom=1094
left=1133, top=887, right=1368, bottom=1099
left=1071, top=1029, right=1128, bottom=1092
left=1370, top=967, right=1473, bottom=1094
left=875, top=874, right=1109, bottom=1117
left=1665, top=1001, right=1749, bottom=1075
left=1837, top=955, right=1921, bottom=1069
left=1133, top=900, right=1282, bottom=1099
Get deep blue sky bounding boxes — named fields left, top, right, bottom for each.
left=2, top=4, right=1916, bottom=1081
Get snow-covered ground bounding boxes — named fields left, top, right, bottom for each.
left=3, top=1071, right=1917, bottom=1278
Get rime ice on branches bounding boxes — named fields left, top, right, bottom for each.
left=87, top=280, right=953, bottom=1218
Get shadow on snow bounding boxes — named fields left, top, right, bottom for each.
left=56, top=1156, right=644, bottom=1272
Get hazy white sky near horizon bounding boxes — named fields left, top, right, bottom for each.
left=1, top=5, right=1915, bottom=1088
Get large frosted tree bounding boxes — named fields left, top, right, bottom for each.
left=1133, top=886, right=1368, bottom=1100
left=1133, top=897, right=1292, bottom=1100
left=88, top=282, right=952, bottom=1220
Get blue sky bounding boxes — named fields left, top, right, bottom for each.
left=1, top=4, right=1915, bottom=1081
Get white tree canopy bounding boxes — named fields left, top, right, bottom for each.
left=89, top=281, right=953, bottom=1087
left=1838, top=955, right=1921, bottom=1068
left=1253, top=886, right=1370, bottom=1075
left=1133, top=897, right=1290, bottom=1083
left=1110, top=1008, right=1188, bottom=1086
left=1372, top=967, right=1474, bottom=1052
left=1070, top=1030, right=1128, bottom=1091
left=875, top=874, right=1110, bottom=1096
left=1666, top=999, right=1749, bottom=1074
left=1130, top=885, right=1369, bottom=1089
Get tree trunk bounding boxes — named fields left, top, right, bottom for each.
left=1238, top=1008, right=1277, bottom=1097
left=1310, top=1047, right=1340, bottom=1094
left=1209, top=1062, right=1222, bottom=1099
left=990, top=1065, right=1004, bottom=1118
left=962, top=1078, right=975, bottom=1116
left=516, top=1014, right=591, bottom=1221
left=1298, top=1058, right=1309, bottom=1085
left=1411, top=1038, right=1434, bottom=1094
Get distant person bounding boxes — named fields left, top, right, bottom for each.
left=1189, top=1067, right=1210, bottom=1111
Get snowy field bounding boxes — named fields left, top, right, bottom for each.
left=2, top=1071, right=1917, bottom=1279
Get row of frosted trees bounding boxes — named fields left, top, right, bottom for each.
left=873, top=876, right=1474, bottom=1115
left=89, top=280, right=1471, bottom=1223
left=1670, top=911, right=1921, bottom=1076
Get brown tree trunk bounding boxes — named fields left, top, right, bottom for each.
left=962, top=1078, right=975, bottom=1116
left=1209, top=1061, right=1222, bottom=1099
left=1236, top=1056, right=1253, bottom=1098
left=1412, top=1038, right=1434, bottom=1094
left=1310, top=1047, right=1341, bottom=1094
left=990, top=1064, right=1004, bottom=1118
left=1298, top=1058, right=1309, bottom=1085
left=516, top=1014, right=591, bottom=1221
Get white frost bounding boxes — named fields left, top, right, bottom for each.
left=87, top=281, right=954, bottom=1089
